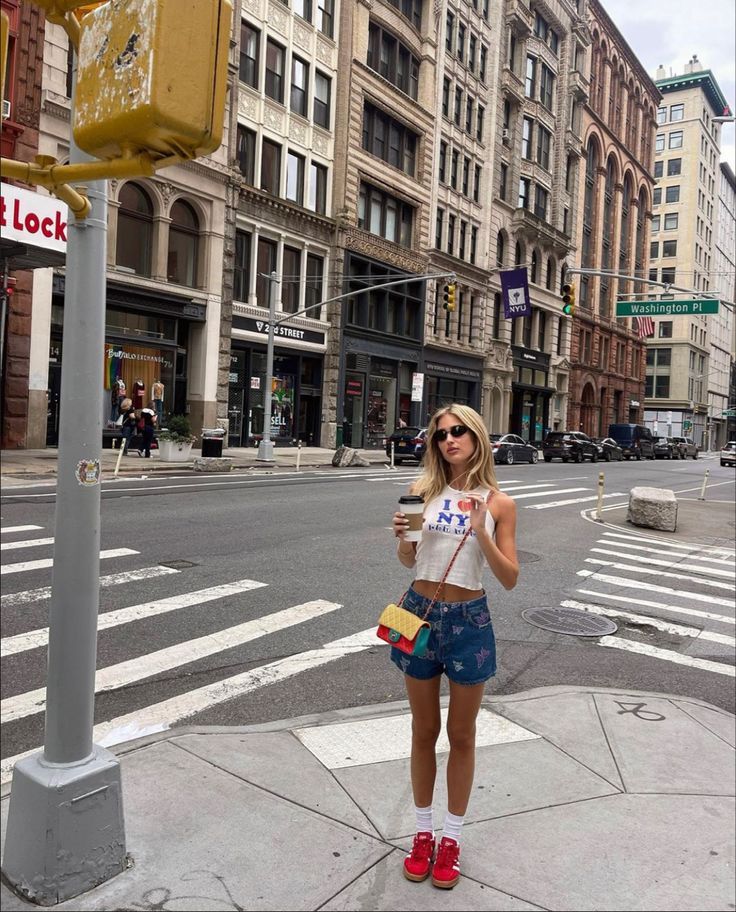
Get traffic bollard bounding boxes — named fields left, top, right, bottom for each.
left=698, top=467, right=709, bottom=501
left=113, top=439, right=126, bottom=478
left=386, top=440, right=397, bottom=470
left=295, top=440, right=302, bottom=474
left=595, top=471, right=605, bottom=522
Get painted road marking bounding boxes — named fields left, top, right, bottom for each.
left=575, top=588, right=735, bottom=626
left=1, top=548, right=138, bottom=576
left=1, top=565, right=179, bottom=608
left=577, top=570, right=735, bottom=607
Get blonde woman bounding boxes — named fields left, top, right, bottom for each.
left=391, top=404, right=519, bottom=889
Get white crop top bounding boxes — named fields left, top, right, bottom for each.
left=414, top=484, right=495, bottom=590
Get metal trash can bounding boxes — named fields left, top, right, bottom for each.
left=201, top=427, right=225, bottom=458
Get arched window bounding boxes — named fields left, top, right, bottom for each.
left=579, top=139, right=599, bottom=307
left=515, top=241, right=523, bottom=265
left=619, top=174, right=633, bottom=295
left=496, top=231, right=505, bottom=267
left=530, top=249, right=539, bottom=284
left=167, top=200, right=200, bottom=286
left=608, top=59, right=618, bottom=126
left=600, top=157, right=616, bottom=317
left=635, top=187, right=647, bottom=285
left=546, top=257, right=555, bottom=290
left=116, top=183, right=153, bottom=276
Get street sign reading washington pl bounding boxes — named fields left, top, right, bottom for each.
left=616, top=299, right=719, bottom=316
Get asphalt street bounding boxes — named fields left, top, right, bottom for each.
left=1, top=453, right=734, bottom=783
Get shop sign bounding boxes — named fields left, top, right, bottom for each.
left=411, top=372, right=424, bottom=401
left=346, top=379, right=363, bottom=396
left=250, top=376, right=260, bottom=389
left=0, top=184, right=68, bottom=253
left=511, top=346, right=550, bottom=368
left=231, top=316, right=325, bottom=346
left=424, top=362, right=481, bottom=380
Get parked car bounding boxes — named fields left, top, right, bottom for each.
left=720, top=441, right=736, bottom=467
left=671, top=435, right=699, bottom=459
left=385, top=426, right=427, bottom=463
left=593, top=437, right=623, bottom=461
left=653, top=436, right=679, bottom=459
left=607, top=423, right=655, bottom=460
left=542, top=431, right=599, bottom=463
left=489, top=433, right=539, bottom=465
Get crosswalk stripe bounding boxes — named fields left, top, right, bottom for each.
left=561, top=600, right=735, bottom=646
left=509, top=487, right=589, bottom=501
left=1, top=537, right=55, bottom=552
left=601, top=531, right=735, bottom=559
left=0, top=626, right=383, bottom=784
left=597, top=636, right=735, bottom=677
left=1, top=548, right=139, bottom=576
left=1, top=578, right=268, bottom=658
left=576, top=588, right=735, bottom=626
left=1, top=525, right=43, bottom=534
left=1, top=599, right=341, bottom=724
left=589, top=547, right=736, bottom=579
left=498, top=483, right=557, bottom=492
left=584, top=558, right=735, bottom=591
left=528, top=493, right=625, bottom=510
left=1, top=565, right=180, bottom=608
left=596, top=538, right=735, bottom=567
left=577, top=570, right=735, bottom=607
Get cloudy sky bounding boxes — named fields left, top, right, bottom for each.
left=601, top=0, right=736, bottom=169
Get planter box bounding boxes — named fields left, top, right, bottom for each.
left=158, top=439, right=194, bottom=462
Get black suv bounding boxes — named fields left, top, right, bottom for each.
left=543, top=431, right=599, bottom=463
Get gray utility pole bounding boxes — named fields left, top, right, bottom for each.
left=256, top=270, right=280, bottom=462
left=2, top=67, right=126, bottom=904
left=255, top=271, right=454, bottom=460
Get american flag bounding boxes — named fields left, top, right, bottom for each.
left=635, top=315, right=655, bottom=338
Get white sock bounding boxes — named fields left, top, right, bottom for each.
left=442, top=811, right=464, bottom=844
left=414, top=804, right=434, bottom=835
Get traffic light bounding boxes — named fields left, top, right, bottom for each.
left=443, top=283, right=457, bottom=312
left=73, top=0, right=231, bottom=162
left=561, top=282, right=576, bottom=316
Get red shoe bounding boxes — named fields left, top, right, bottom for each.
left=432, top=836, right=460, bottom=889
left=403, top=831, right=435, bottom=882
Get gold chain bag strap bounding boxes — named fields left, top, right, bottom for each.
left=376, top=527, right=473, bottom=656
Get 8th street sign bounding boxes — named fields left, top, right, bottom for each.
left=616, top=299, right=719, bottom=316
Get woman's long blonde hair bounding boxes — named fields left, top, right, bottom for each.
left=412, top=404, right=498, bottom=504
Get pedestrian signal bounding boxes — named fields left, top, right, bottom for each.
left=443, top=283, right=457, bottom=312
left=561, top=282, right=576, bottom=316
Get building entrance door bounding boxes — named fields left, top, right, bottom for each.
left=344, top=372, right=365, bottom=447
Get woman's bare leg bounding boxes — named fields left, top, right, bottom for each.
left=445, top=680, right=485, bottom=816
left=404, top=674, right=442, bottom=808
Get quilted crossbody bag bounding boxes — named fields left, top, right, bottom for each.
left=376, top=528, right=472, bottom=656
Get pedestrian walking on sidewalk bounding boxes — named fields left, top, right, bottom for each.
left=139, top=401, right=157, bottom=458
left=391, top=404, right=519, bottom=889
left=119, top=399, right=137, bottom=454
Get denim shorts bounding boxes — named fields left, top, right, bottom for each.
left=389, top=585, right=497, bottom=686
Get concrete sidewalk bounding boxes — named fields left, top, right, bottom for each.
left=1, top=685, right=734, bottom=911
left=0, top=445, right=387, bottom=482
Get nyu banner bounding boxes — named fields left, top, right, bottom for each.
left=500, top=267, right=531, bottom=319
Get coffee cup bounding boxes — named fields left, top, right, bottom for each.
left=399, top=494, right=425, bottom=542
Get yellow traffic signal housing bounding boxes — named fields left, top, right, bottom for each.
left=443, top=283, right=457, bottom=312
left=73, top=0, right=232, bottom=162
left=561, top=282, right=576, bottom=316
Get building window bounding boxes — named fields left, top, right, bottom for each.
left=656, top=106, right=666, bottom=124
left=522, top=117, right=533, bottom=159
left=305, top=253, right=324, bottom=319
left=661, top=266, right=676, bottom=283
left=294, top=0, right=312, bottom=23
left=256, top=238, right=278, bottom=307
left=234, top=230, right=251, bottom=302
left=457, top=22, right=465, bottom=62
left=435, top=208, right=443, bottom=248
left=662, top=239, right=677, bottom=257
left=655, top=134, right=665, bottom=152
left=454, top=87, right=463, bottom=125
left=664, top=213, right=678, bottom=230
left=462, top=156, right=470, bottom=195
left=459, top=220, right=466, bottom=259
left=442, top=77, right=450, bottom=116
left=261, top=139, right=282, bottom=195
left=313, top=71, right=331, bottom=128
left=534, top=185, right=548, bottom=221
left=439, top=141, right=447, bottom=182
left=388, top=0, right=423, bottom=29
left=473, top=164, right=481, bottom=202
left=451, top=149, right=459, bottom=189
left=476, top=105, right=484, bottom=141
left=286, top=151, right=305, bottom=205
left=530, top=249, right=539, bottom=283
left=539, top=63, right=555, bottom=111
left=470, top=226, right=477, bottom=265
left=496, top=232, right=505, bottom=267
left=167, top=200, right=199, bottom=286
left=667, top=158, right=682, bottom=176
left=499, top=162, right=508, bottom=201
left=316, top=0, right=334, bottom=38
left=536, top=125, right=551, bottom=169
left=363, top=103, right=417, bottom=176
left=236, top=125, right=256, bottom=184
left=367, top=23, right=420, bottom=99
left=658, top=321, right=673, bottom=338
left=445, top=11, right=454, bottom=51
left=116, top=182, right=153, bottom=276
left=650, top=241, right=659, bottom=258
left=291, top=56, right=309, bottom=117
left=670, top=103, right=684, bottom=121
left=265, top=39, right=285, bottom=103
left=282, top=246, right=302, bottom=314
left=518, top=178, right=530, bottom=209
left=653, top=188, right=662, bottom=205
left=669, top=131, right=683, bottom=149
left=651, top=215, right=660, bottom=232
left=239, top=22, right=259, bottom=88
left=525, top=56, right=536, bottom=98
left=479, top=45, right=487, bottom=82
left=308, top=162, right=327, bottom=214
left=654, top=160, right=663, bottom=178
left=358, top=182, right=414, bottom=246
left=665, top=185, right=680, bottom=203
left=447, top=214, right=455, bottom=255
left=493, top=292, right=502, bottom=338
left=465, top=96, right=474, bottom=133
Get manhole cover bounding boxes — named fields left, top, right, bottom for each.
left=517, top=550, right=541, bottom=563
left=521, top=607, right=618, bottom=637
left=159, top=559, right=198, bottom=569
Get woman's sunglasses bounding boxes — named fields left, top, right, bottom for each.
left=433, top=424, right=470, bottom=443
